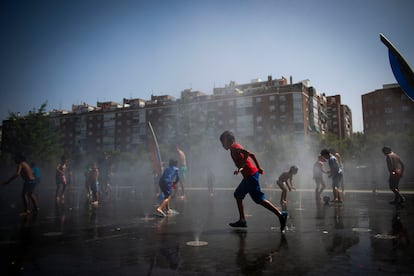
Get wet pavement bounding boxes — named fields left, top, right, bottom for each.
left=0, top=185, right=413, bottom=275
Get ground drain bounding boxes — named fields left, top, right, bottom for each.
left=186, top=240, right=208, bottom=246
left=352, top=228, right=372, bottom=233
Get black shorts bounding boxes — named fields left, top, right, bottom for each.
left=23, top=180, right=37, bottom=194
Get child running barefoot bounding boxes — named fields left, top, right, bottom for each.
left=220, top=131, right=288, bottom=233
left=156, top=159, right=180, bottom=217
left=276, top=166, right=299, bottom=206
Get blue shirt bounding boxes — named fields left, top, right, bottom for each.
left=159, top=166, right=180, bottom=184
left=32, top=166, right=41, bottom=182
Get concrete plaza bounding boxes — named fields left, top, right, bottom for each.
left=0, top=184, right=413, bottom=275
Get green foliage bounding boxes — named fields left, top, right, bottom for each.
left=2, top=103, right=61, bottom=163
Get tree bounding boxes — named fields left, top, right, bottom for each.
left=1, top=102, right=61, bottom=163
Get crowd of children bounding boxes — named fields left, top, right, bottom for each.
left=1, top=130, right=406, bottom=236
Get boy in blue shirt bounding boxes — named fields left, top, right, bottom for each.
left=321, top=149, right=343, bottom=203
left=156, top=159, right=180, bottom=217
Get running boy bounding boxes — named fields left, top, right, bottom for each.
left=219, top=130, right=288, bottom=232
left=276, top=166, right=298, bottom=206
left=156, top=159, right=180, bottom=217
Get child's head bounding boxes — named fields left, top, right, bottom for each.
left=320, top=149, right=330, bottom=159
left=289, top=165, right=298, bottom=175
left=14, top=152, right=26, bottom=164
left=220, top=130, right=235, bottom=150
left=169, top=159, right=178, bottom=167
left=382, top=146, right=391, bottom=155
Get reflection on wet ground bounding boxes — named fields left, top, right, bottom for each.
left=0, top=186, right=413, bottom=275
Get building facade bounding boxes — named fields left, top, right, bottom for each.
left=2, top=75, right=351, bottom=156
left=326, top=95, right=353, bottom=140
left=362, top=84, right=414, bottom=135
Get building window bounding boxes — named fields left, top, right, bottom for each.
left=269, top=105, right=275, bottom=112
left=280, top=105, right=286, bottom=113
left=256, top=97, right=262, bottom=103
left=280, top=95, right=286, bottom=102
left=269, top=95, right=275, bottom=101
left=256, top=116, right=262, bottom=123
left=402, top=105, right=411, bottom=112
left=384, top=107, right=393, bottom=113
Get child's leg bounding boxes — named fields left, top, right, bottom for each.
left=236, top=198, right=245, bottom=222
left=61, top=183, right=66, bottom=198
left=158, top=196, right=170, bottom=211
left=22, top=191, right=29, bottom=213
left=30, top=192, right=39, bottom=211
left=321, top=180, right=326, bottom=194
left=281, top=185, right=288, bottom=204
left=260, top=199, right=282, bottom=217
left=56, top=185, right=60, bottom=199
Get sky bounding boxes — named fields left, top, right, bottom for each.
left=1, top=0, right=413, bottom=132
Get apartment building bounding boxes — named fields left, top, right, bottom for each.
left=2, top=75, right=350, bottom=156
left=362, top=84, right=414, bottom=135
left=326, top=95, right=353, bottom=140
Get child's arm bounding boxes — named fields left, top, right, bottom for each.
left=2, top=164, right=22, bottom=185
left=288, top=175, right=296, bottom=191
left=174, top=169, right=180, bottom=183
left=233, top=148, right=264, bottom=175
left=248, top=151, right=264, bottom=174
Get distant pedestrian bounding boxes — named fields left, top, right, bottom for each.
left=87, top=162, right=99, bottom=205
left=2, top=153, right=39, bottom=216
left=55, top=156, right=67, bottom=203
left=220, top=130, right=287, bottom=232
left=156, top=159, right=180, bottom=217
left=276, top=166, right=298, bottom=206
left=320, top=149, right=343, bottom=203
left=382, top=147, right=405, bottom=204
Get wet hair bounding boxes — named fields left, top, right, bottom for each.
left=289, top=165, right=299, bottom=174
left=14, top=152, right=26, bottom=164
left=169, top=159, right=178, bottom=167
left=382, top=146, right=392, bottom=154
left=220, top=130, right=235, bottom=143
left=320, top=149, right=330, bottom=157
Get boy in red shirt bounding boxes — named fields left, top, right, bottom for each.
left=220, top=130, right=288, bottom=232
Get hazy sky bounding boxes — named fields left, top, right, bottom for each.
left=1, top=0, right=413, bottom=132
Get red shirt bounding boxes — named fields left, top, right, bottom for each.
left=230, top=143, right=258, bottom=178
